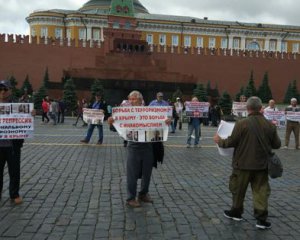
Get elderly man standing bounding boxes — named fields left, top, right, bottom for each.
left=264, top=99, right=278, bottom=111
left=109, top=91, right=162, bottom=207
left=149, top=92, right=169, bottom=106
left=284, top=98, right=300, bottom=150
left=214, top=97, right=281, bottom=229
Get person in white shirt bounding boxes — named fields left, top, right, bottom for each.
left=264, top=99, right=278, bottom=111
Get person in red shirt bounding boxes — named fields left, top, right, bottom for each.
left=41, top=96, right=50, bottom=123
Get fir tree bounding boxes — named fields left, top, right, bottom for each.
left=206, top=80, right=211, bottom=96
left=193, top=83, right=207, bottom=101
left=235, top=86, right=245, bottom=101
left=257, top=72, right=272, bottom=103
left=21, top=74, right=33, bottom=95
left=283, top=82, right=293, bottom=103
left=33, top=85, right=47, bottom=110
left=219, top=91, right=232, bottom=115
left=244, top=70, right=256, bottom=98
left=63, top=78, right=77, bottom=114
left=8, top=75, right=22, bottom=100
left=91, top=79, right=104, bottom=100
left=172, top=88, right=183, bottom=102
left=290, top=80, right=299, bottom=101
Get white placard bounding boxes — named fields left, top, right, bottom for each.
left=83, top=108, right=104, bottom=124
left=263, top=110, right=286, bottom=127
left=0, top=103, right=34, bottom=139
left=185, top=101, right=209, bottom=118
left=217, top=120, right=235, bottom=157
left=232, top=102, right=247, bottom=118
left=112, top=106, right=171, bottom=142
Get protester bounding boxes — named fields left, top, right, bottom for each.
left=264, top=99, right=278, bottom=111
left=80, top=93, right=106, bottom=144
left=174, top=97, right=184, bottom=130
left=0, top=80, right=36, bottom=204
left=214, top=96, right=281, bottom=229
left=186, top=97, right=201, bottom=148
left=108, top=90, right=171, bottom=208
left=284, top=98, right=300, bottom=150
left=149, top=92, right=169, bottom=106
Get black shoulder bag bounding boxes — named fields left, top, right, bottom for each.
left=248, top=120, right=283, bottom=179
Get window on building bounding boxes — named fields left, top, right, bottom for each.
left=196, top=36, right=203, bottom=48
left=247, top=41, right=260, bottom=50
left=146, top=34, right=153, bottom=44
left=281, top=41, right=287, bottom=52
left=55, top=28, right=62, bottom=39
left=124, top=22, right=131, bottom=29
left=184, top=36, right=191, bottom=47
left=209, top=37, right=216, bottom=48
left=292, top=43, right=299, bottom=53
left=221, top=38, right=228, bottom=49
left=92, top=29, right=100, bottom=40
left=31, top=27, right=36, bottom=37
left=113, top=21, right=120, bottom=29
left=66, top=29, right=71, bottom=39
left=159, top=34, right=166, bottom=46
left=233, top=38, right=240, bottom=49
left=40, top=27, right=48, bottom=38
left=79, top=28, right=86, bottom=40
left=172, top=35, right=179, bottom=46
left=269, top=40, right=276, bottom=51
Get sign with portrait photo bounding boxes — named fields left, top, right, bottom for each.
left=185, top=101, right=209, bottom=118
left=112, top=106, right=171, bottom=142
left=0, top=103, right=34, bottom=139
left=83, top=108, right=105, bottom=125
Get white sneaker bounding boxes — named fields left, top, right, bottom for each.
left=283, top=146, right=288, bottom=149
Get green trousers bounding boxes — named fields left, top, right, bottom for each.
left=229, top=169, right=270, bottom=221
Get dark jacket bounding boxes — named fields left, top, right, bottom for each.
left=218, top=112, right=281, bottom=170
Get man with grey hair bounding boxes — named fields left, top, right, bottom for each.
left=214, top=96, right=281, bottom=229
left=284, top=98, right=300, bottom=149
left=108, top=90, right=157, bottom=207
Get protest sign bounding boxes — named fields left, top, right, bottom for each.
left=0, top=103, right=34, bottom=139
left=286, top=111, right=300, bottom=122
left=83, top=108, right=105, bottom=124
left=232, top=102, right=247, bottom=118
left=112, top=106, right=171, bottom=142
left=185, top=101, right=209, bottom=118
left=263, top=110, right=286, bottom=127
left=216, top=120, right=235, bottom=157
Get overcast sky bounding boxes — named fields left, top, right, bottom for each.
left=1, top=0, right=300, bottom=35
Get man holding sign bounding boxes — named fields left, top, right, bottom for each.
left=80, top=93, right=106, bottom=145
left=284, top=98, right=300, bottom=150
left=109, top=91, right=171, bottom=208
left=0, top=80, right=35, bottom=204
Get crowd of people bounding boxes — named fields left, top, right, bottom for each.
left=41, top=95, right=66, bottom=125
left=1, top=81, right=299, bottom=231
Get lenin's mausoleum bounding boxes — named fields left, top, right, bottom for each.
left=1, top=0, right=300, bottom=103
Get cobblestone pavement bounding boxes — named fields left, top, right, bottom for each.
left=0, top=117, right=299, bottom=240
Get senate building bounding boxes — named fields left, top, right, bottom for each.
left=0, top=0, right=299, bottom=103
left=26, top=0, right=300, bottom=53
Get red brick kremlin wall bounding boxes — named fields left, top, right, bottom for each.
left=0, top=34, right=299, bottom=102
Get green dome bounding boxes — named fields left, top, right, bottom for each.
left=79, top=0, right=149, bottom=14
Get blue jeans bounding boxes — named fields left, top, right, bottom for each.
left=187, top=119, right=201, bottom=145
left=85, top=124, right=103, bottom=143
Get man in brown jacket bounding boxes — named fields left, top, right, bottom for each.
left=214, top=96, right=281, bottom=230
